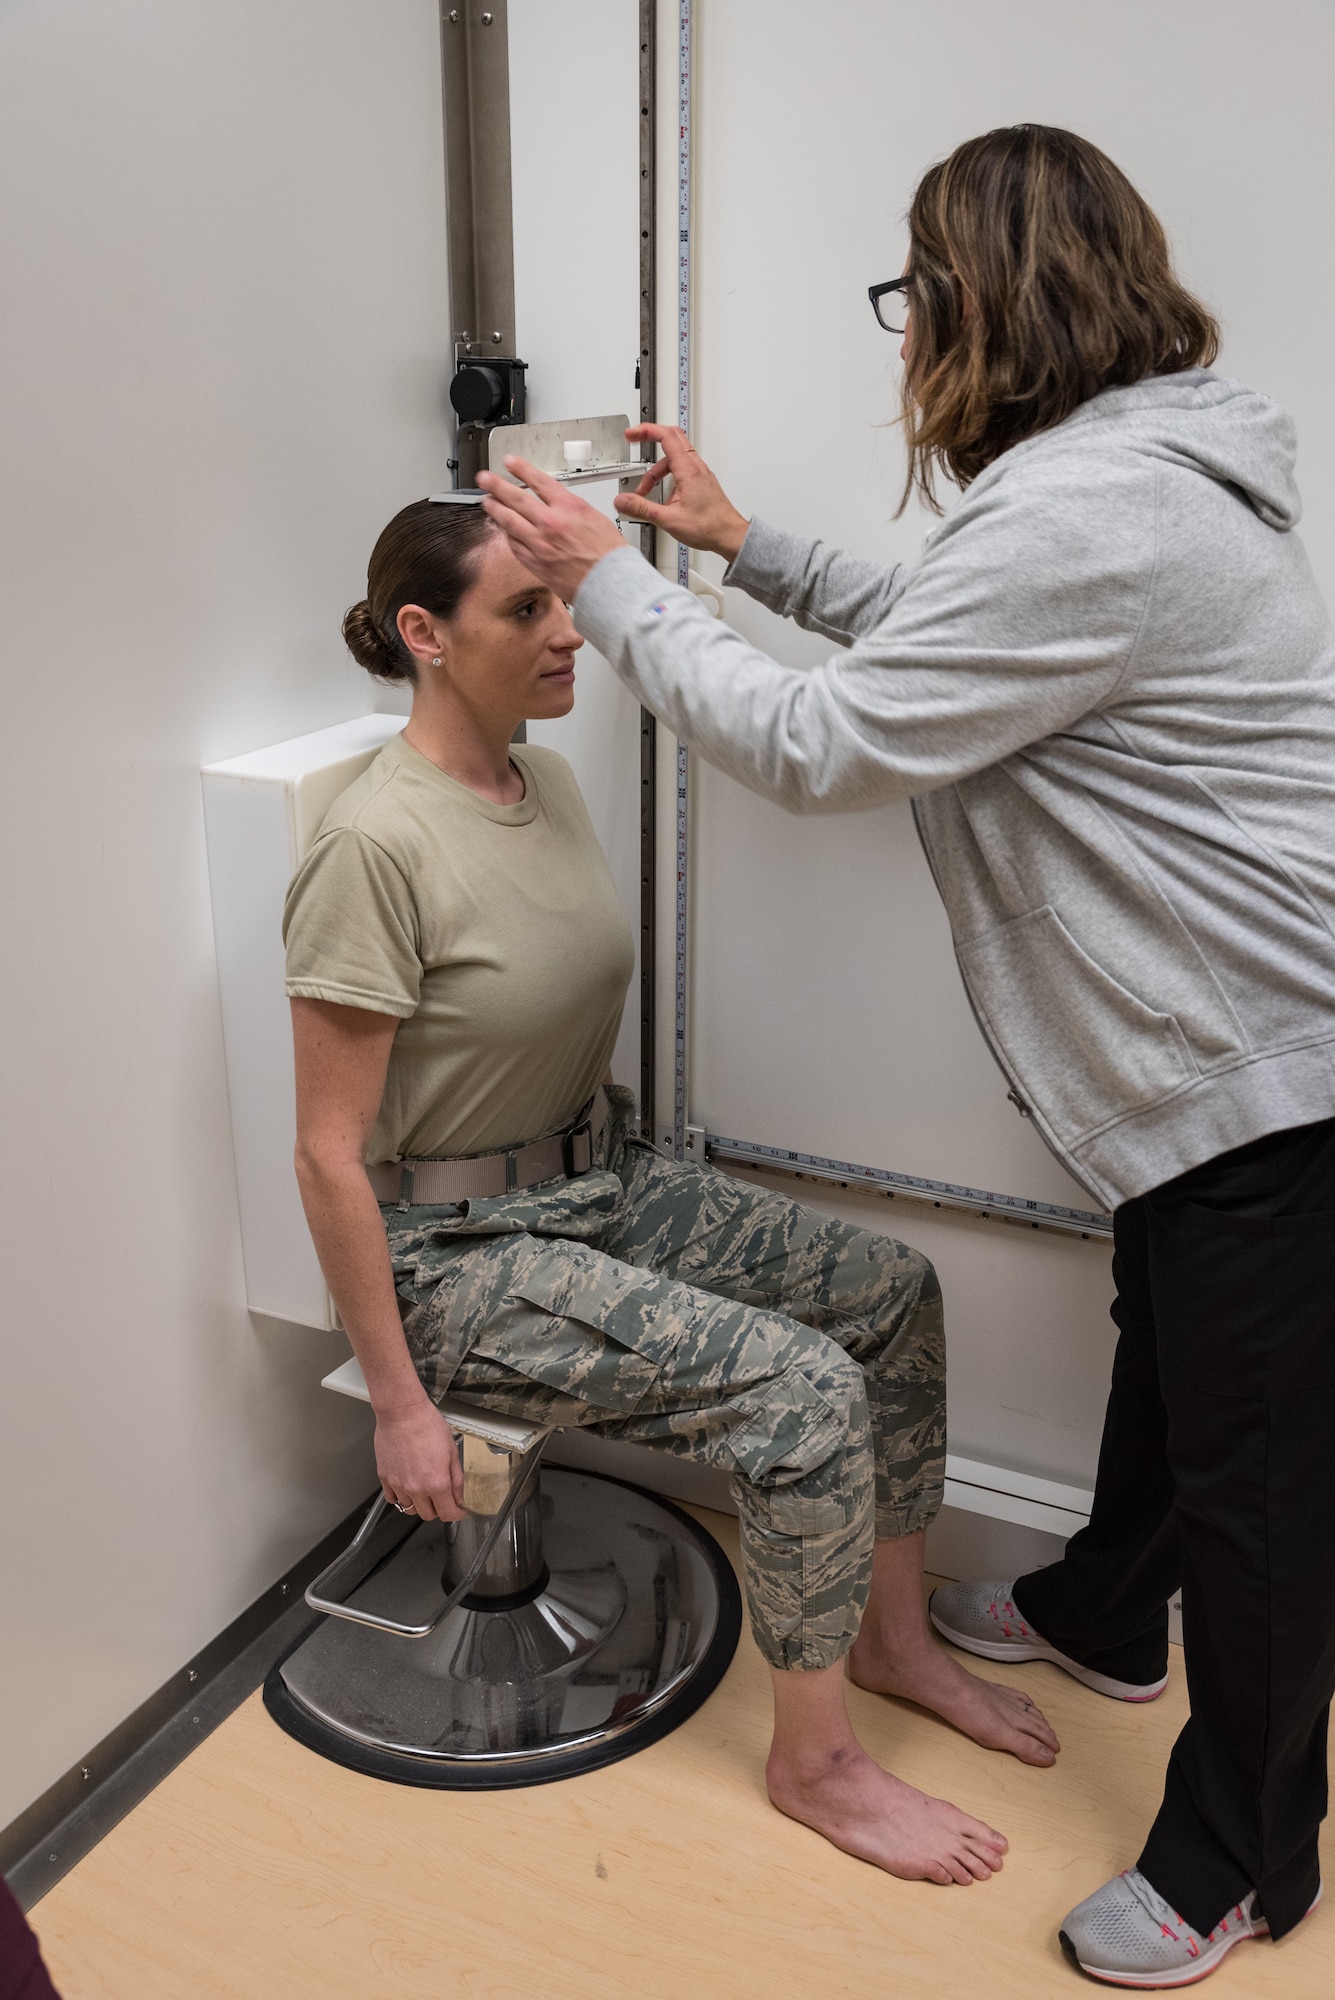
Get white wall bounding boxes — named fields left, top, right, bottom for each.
left=666, top=0, right=1335, bottom=1486
left=0, top=0, right=453, bottom=1829
left=509, top=0, right=644, bottom=1087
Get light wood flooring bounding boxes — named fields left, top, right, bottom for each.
left=32, top=1511, right=1333, bottom=1999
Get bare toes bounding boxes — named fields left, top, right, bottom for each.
left=1006, top=1700, right=1060, bottom=1749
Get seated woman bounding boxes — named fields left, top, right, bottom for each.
left=283, top=497, right=1058, bottom=1884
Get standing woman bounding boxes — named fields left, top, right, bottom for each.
left=479, top=125, right=1335, bottom=1986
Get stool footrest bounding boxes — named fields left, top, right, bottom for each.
left=305, top=1430, right=550, bottom=1639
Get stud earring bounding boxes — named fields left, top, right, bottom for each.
left=431, top=656, right=442, bottom=667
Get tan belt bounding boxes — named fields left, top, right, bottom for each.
left=367, top=1090, right=610, bottom=1207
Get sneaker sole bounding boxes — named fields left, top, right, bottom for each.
left=928, top=1599, right=1169, bottom=1703
left=1058, top=1924, right=1259, bottom=1988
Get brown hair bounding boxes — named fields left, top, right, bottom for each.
left=899, top=124, right=1219, bottom=511
left=342, top=499, right=498, bottom=683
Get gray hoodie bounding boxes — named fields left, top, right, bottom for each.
left=574, top=369, right=1335, bottom=1208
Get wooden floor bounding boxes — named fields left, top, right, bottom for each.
left=32, top=1512, right=1332, bottom=2000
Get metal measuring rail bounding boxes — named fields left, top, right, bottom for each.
left=705, top=1135, right=1114, bottom=1240
left=671, top=0, right=692, bottom=1165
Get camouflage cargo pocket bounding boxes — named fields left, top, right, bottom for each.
left=467, top=1247, right=679, bottom=1415
left=726, top=1364, right=851, bottom=1490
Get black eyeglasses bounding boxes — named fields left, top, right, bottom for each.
left=869, top=277, right=912, bottom=334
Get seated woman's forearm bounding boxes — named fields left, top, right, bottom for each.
left=294, top=1153, right=428, bottom=1419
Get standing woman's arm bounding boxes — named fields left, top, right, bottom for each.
left=617, top=425, right=913, bottom=642
left=480, top=437, right=1149, bottom=813
left=291, top=996, right=465, bottom=1522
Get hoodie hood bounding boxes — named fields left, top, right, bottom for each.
left=1057, top=368, right=1301, bottom=531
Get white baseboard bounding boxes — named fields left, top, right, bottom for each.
left=545, top=1433, right=1184, bottom=1646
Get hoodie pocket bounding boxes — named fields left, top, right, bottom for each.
left=958, top=905, right=1197, bottom=1147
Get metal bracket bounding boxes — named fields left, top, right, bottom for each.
left=488, top=413, right=643, bottom=486
left=657, top=1121, right=704, bottom=1160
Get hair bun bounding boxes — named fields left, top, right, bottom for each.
left=342, top=599, right=408, bottom=683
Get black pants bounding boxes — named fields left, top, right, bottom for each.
left=1013, top=1116, right=1335, bottom=1941
left=0, top=1876, right=62, bottom=2000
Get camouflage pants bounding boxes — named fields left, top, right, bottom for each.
left=382, top=1088, right=945, bottom=1671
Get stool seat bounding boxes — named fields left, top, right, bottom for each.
left=321, top=1356, right=544, bottom=1454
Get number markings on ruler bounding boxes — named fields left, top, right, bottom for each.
left=672, top=0, right=692, bottom=1162
left=705, top=1136, right=1115, bottom=1240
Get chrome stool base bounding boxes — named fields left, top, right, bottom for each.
left=264, top=1468, right=742, bottom=1789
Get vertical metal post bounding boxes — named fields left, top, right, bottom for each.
left=440, top=3, right=525, bottom=487
left=672, top=0, right=692, bottom=1163
left=638, top=1, right=657, bottom=1141
left=439, top=3, right=516, bottom=355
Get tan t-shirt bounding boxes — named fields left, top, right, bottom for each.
left=283, top=735, right=634, bottom=1163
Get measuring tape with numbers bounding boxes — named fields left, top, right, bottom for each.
left=705, top=1135, right=1114, bottom=1240
left=673, top=0, right=692, bottom=1163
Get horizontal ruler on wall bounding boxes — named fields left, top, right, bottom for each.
left=704, top=1135, right=1114, bottom=1240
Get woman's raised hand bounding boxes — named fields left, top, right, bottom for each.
left=478, top=426, right=749, bottom=597
left=614, top=424, right=751, bottom=563
left=478, top=458, right=627, bottom=602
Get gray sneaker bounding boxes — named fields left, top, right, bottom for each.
left=1059, top=1869, right=1267, bottom=1987
left=928, top=1579, right=1168, bottom=1702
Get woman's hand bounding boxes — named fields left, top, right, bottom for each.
left=477, top=460, right=627, bottom=601
left=375, top=1398, right=466, bottom=1523
left=613, top=424, right=751, bottom=563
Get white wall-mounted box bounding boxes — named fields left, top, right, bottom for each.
left=201, top=714, right=404, bottom=1330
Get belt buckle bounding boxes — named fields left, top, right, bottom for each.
left=562, top=1119, right=593, bottom=1178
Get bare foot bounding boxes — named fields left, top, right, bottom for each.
left=849, top=1629, right=1060, bottom=1767
left=766, top=1742, right=1008, bottom=1884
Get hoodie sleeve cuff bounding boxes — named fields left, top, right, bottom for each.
left=723, top=517, right=819, bottom=609
left=572, top=542, right=681, bottom=656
